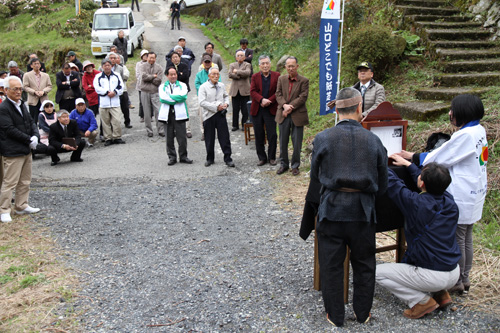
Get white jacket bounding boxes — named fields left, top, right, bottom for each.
left=158, top=81, right=189, bottom=122
left=423, top=123, right=488, bottom=224
left=93, top=71, right=124, bottom=108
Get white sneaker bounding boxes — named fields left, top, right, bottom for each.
left=1, top=213, right=12, bottom=223
left=15, top=206, right=40, bottom=215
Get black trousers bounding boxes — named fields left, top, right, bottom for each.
left=120, top=91, right=131, bottom=126
left=203, top=112, right=232, bottom=163
left=29, top=101, right=41, bottom=124
left=34, top=143, right=58, bottom=162
left=252, top=108, right=277, bottom=162
left=171, top=13, right=181, bottom=29
left=232, top=93, right=249, bottom=129
left=50, top=139, right=86, bottom=162
left=164, top=107, right=188, bottom=161
left=316, top=220, right=376, bottom=327
left=131, top=0, right=139, bottom=11
left=59, top=99, right=76, bottom=113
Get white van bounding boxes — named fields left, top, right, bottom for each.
left=90, top=8, right=145, bottom=57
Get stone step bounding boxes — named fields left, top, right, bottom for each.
left=407, top=15, right=471, bottom=22
left=415, top=21, right=482, bottom=29
left=434, top=72, right=500, bottom=86
left=442, top=59, right=500, bottom=72
left=395, top=5, right=461, bottom=16
left=394, top=101, right=450, bottom=121
left=415, top=87, right=490, bottom=100
left=436, top=48, right=500, bottom=60
left=430, top=40, right=499, bottom=49
left=396, top=0, right=448, bottom=8
left=425, top=29, right=491, bottom=40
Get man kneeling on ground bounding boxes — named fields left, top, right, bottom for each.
left=376, top=157, right=461, bottom=319
left=48, top=110, right=85, bottom=166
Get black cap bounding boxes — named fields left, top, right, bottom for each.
left=356, top=61, right=373, bottom=71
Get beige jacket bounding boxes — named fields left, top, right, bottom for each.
left=228, top=61, right=251, bottom=97
left=23, top=71, right=52, bottom=106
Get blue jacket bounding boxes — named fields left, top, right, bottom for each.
left=387, top=164, right=461, bottom=272
left=69, top=108, right=98, bottom=132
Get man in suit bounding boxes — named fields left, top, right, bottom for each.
left=165, top=37, right=196, bottom=73
left=0, top=76, right=40, bottom=223
left=55, top=63, right=82, bottom=114
left=352, top=61, right=385, bottom=117
left=48, top=110, right=85, bottom=166
left=228, top=50, right=252, bottom=131
left=238, top=38, right=254, bottom=77
left=23, top=57, right=52, bottom=124
left=275, top=56, right=309, bottom=176
left=250, top=55, right=279, bottom=166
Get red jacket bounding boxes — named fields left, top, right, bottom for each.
left=82, top=69, right=101, bottom=106
left=250, top=70, right=280, bottom=117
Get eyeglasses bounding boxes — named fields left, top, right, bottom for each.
left=8, top=87, right=23, bottom=92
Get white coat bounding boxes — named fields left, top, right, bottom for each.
left=423, top=123, right=488, bottom=224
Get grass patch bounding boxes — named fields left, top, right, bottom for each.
left=0, top=215, right=80, bottom=332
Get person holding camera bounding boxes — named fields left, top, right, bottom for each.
left=198, top=68, right=234, bottom=168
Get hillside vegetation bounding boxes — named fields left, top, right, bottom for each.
left=187, top=0, right=499, bottom=251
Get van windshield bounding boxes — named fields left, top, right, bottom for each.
left=93, top=14, right=127, bottom=30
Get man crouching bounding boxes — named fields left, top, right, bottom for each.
left=376, top=157, right=460, bottom=319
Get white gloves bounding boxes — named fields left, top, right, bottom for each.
left=29, top=136, right=38, bottom=150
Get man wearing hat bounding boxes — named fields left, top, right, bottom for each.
left=70, top=98, right=99, bottom=147
left=93, top=59, right=125, bottom=146
left=166, top=37, right=196, bottom=71
left=49, top=110, right=86, bottom=165
left=66, top=51, right=83, bottom=72
left=310, top=87, right=387, bottom=327
left=0, top=71, right=8, bottom=79
left=352, top=61, right=385, bottom=117
left=23, top=57, right=52, bottom=124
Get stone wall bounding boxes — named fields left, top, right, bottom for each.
left=470, top=0, right=500, bottom=40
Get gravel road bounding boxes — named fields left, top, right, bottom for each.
left=28, top=0, right=500, bottom=331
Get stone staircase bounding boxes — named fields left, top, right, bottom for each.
left=393, top=0, right=500, bottom=120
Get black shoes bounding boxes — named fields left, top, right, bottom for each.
left=168, top=159, right=177, bottom=166
left=159, top=133, right=165, bottom=137
left=276, top=166, right=289, bottom=175
left=180, top=158, right=193, bottom=164
left=231, top=127, right=238, bottom=131
left=113, top=138, right=126, bottom=144
left=71, top=158, right=84, bottom=162
left=51, top=161, right=58, bottom=166
left=186, top=132, right=192, bottom=138
left=257, top=160, right=266, bottom=166
left=226, top=161, right=235, bottom=167
left=104, top=140, right=113, bottom=146
left=125, top=124, right=133, bottom=128
left=205, top=160, right=213, bottom=167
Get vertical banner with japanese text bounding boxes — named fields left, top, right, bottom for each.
left=319, top=0, right=341, bottom=115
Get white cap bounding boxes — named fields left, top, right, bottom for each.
left=75, top=98, right=86, bottom=106
left=40, top=99, right=54, bottom=111
left=140, top=49, right=149, bottom=58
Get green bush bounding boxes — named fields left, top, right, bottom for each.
left=341, top=25, right=402, bottom=86
left=0, top=3, right=11, bottom=19
left=80, top=0, right=99, bottom=11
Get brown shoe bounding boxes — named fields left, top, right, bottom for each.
left=403, top=298, right=439, bottom=319
left=186, top=132, right=192, bottom=138
left=291, top=168, right=300, bottom=176
left=433, top=290, right=452, bottom=309
left=269, top=159, right=277, bottom=166
left=276, top=166, right=289, bottom=175
left=257, top=160, right=266, bottom=166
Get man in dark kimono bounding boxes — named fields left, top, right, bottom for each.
left=310, top=87, right=388, bottom=327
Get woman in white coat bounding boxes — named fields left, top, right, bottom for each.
left=397, top=94, right=488, bottom=295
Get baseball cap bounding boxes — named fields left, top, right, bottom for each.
left=202, top=54, right=212, bottom=62
left=178, top=36, right=186, bottom=41
left=40, top=99, right=54, bottom=111
left=357, top=61, right=373, bottom=71
left=75, top=98, right=86, bottom=106
left=68, top=62, right=78, bottom=70
left=67, top=51, right=76, bottom=57
left=140, top=49, right=149, bottom=57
